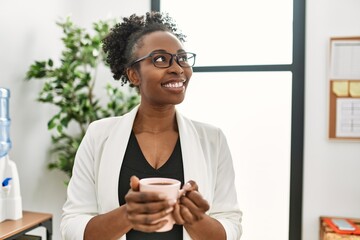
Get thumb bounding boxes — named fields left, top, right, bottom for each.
left=130, top=175, right=140, bottom=191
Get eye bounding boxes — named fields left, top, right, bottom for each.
left=153, top=54, right=169, bottom=63
left=177, top=54, right=189, bottom=63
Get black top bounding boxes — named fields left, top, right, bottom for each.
left=118, top=130, right=184, bottom=240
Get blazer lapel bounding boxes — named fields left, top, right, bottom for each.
left=176, top=110, right=210, bottom=201
left=97, top=106, right=139, bottom=213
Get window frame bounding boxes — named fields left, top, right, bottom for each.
left=152, top=1, right=305, bottom=239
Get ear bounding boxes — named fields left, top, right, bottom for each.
left=126, top=67, right=140, bottom=86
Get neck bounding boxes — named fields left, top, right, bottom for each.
left=133, top=105, right=178, bottom=134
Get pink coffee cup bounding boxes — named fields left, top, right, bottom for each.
left=139, top=177, right=181, bottom=232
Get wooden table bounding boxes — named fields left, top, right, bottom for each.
left=0, top=211, right=52, bottom=240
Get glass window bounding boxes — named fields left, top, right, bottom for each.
left=177, top=72, right=292, bottom=239
left=161, top=0, right=293, bottom=66
left=160, top=0, right=300, bottom=238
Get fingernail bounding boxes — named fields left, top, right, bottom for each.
left=183, top=182, right=192, bottom=190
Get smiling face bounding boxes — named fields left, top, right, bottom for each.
left=127, top=31, right=193, bottom=108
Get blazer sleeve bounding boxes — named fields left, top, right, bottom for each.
left=209, top=129, right=243, bottom=240
left=60, top=122, right=102, bottom=240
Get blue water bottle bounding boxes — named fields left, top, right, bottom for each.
left=0, top=88, right=11, bottom=158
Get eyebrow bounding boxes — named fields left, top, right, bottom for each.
left=151, top=49, right=186, bottom=54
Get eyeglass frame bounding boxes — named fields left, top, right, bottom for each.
left=129, top=51, right=196, bottom=68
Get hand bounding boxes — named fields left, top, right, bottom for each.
left=124, top=176, right=175, bottom=232
left=172, top=180, right=210, bottom=225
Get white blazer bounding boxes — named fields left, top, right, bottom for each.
left=61, top=105, right=242, bottom=240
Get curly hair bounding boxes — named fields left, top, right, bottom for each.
left=102, top=12, right=186, bottom=87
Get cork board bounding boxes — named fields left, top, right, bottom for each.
left=328, top=37, right=360, bottom=140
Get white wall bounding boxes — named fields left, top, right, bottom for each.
left=1, top=0, right=360, bottom=239
left=303, top=0, right=360, bottom=239
left=0, top=1, right=149, bottom=239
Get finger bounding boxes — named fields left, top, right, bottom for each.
left=180, top=194, right=209, bottom=221
left=127, top=199, right=173, bottom=215
left=185, top=180, right=198, bottom=191
left=132, top=218, right=169, bottom=232
left=180, top=205, right=196, bottom=224
left=185, top=191, right=210, bottom=212
left=128, top=207, right=173, bottom=231
left=125, top=191, right=167, bottom=204
left=130, top=175, right=140, bottom=191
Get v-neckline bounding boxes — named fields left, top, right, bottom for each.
left=132, top=130, right=180, bottom=171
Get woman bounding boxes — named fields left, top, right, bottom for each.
left=60, top=12, right=242, bottom=240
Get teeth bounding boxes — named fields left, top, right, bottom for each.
left=163, top=82, right=184, bottom=88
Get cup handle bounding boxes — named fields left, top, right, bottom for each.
left=178, top=182, right=192, bottom=198
left=178, top=189, right=186, bottom=198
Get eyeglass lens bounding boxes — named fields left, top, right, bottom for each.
left=152, top=52, right=195, bottom=68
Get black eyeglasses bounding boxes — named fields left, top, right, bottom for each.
left=129, top=51, right=196, bottom=68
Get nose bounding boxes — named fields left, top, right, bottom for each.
left=168, top=57, right=184, bottom=74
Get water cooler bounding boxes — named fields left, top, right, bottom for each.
left=0, top=87, right=22, bottom=222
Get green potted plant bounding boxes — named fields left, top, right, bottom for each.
left=25, top=17, right=140, bottom=183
